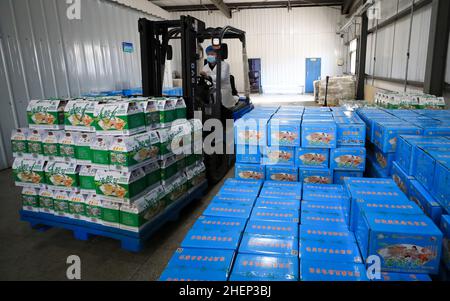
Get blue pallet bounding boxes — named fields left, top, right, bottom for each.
left=20, top=181, right=208, bottom=253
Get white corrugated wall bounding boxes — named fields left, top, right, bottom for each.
left=171, top=7, right=344, bottom=94
left=365, top=0, right=432, bottom=85
left=0, top=0, right=164, bottom=169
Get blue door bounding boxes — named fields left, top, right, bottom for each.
left=305, top=58, right=321, bottom=93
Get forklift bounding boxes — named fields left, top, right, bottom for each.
left=138, top=15, right=253, bottom=184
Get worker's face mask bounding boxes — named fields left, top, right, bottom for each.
left=207, top=55, right=216, bottom=64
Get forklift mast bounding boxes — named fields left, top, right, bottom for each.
left=138, top=15, right=250, bottom=184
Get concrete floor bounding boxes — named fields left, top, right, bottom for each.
left=0, top=167, right=234, bottom=281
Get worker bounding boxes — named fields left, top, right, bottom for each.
left=200, top=45, right=238, bottom=109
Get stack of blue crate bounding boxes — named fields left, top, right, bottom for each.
left=234, top=106, right=367, bottom=184
left=159, top=179, right=262, bottom=281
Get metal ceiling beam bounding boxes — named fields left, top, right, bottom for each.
left=158, top=1, right=344, bottom=12
left=209, top=0, right=232, bottom=18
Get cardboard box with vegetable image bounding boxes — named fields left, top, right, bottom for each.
left=13, top=158, right=46, bottom=188
left=109, top=131, right=160, bottom=171
left=268, top=118, right=302, bottom=147
left=45, top=161, right=79, bottom=192
left=84, top=194, right=103, bottom=224
left=372, top=122, right=422, bottom=153
left=295, top=148, right=329, bottom=169
left=69, top=192, right=86, bottom=220
left=79, top=166, right=97, bottom=193
left=26, top=129, right=45, bottom=160
left=265, top=165, right=298, bottom=182
left=94, top=168, right=147, bottom=204
left=21, top=187, right=40, bottom=212
left=136, top=98, right=160, bottom=130
left=27, top=99, right=67, bottom=130
left=64, top=100, right=97, bottom=132
left=299, top=168, right=333, bottom=185
left=53, top=191, right=72, bottom=218
left=262, top=146, right=296, bottom=166
left=90, top=136, right=113, bottom=169
left=120, top=186, right=166, bottom=232
left=330, top=147, right=366, bottom=171
left=39, top=187, right=54, bottom=214
left=235, top=163, right=265, bottom=181
left=11, top=128, right=29, bottom=158
left=301, top=120, right=337, bottom=149
left=94, top=101, right=145, bottom=136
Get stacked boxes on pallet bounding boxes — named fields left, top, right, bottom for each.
left=161, top=177, right=439, bottom=281
left=13, top=97, right=205, bottom=233
left=357, top=108, right=450, bottom=178
left=234, top=106, right=367, bottom=184
left=374, top=91, right=446, bottom=110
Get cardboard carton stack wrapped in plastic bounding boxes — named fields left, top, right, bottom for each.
left=316, top=76, right=356, bottom=106
left=12, top=97, right=205, bottom=233
left=374, top=91, right=446, bottom=110
left=233, top=105, right=367, bottom=185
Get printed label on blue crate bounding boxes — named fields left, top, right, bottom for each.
left=251, top=207, right=300, bottom=223
left=181, top=226, right=243, bottom=250
left=217, top=184, right=261, bottom=198
left=235, top=144, right=262, bottom=164
left=193, top=215, right=247, bottom=232
left=300, top=224, right=355, bottom=244
left=230, top=254, right=299, bottom=281
left=159, top=248, right=235, bottom=281
left=300, top=238, right=363, bottom=264
left=330, top=147, right=366, bottom=171
left=224, top=178, right=263, bottom=188
left=262, top=146, right=296, bottom=166
left=265, top=165, right=298, bottom=182
left=259, top=182, right=302, bottom=200
left=235, top=163, right=265, bottom=181
left=203, top=200, right=253, bottom=219
left=333, top=171, right=364, bottom=185
left=301, top=201, right=346, bottom=214
left=301, top=209, right=347, bottom=227
left=301, top=261, right=368, bottom=281
left=255, top=197, right=300, bottom=211
left=295, top=148, right=329, bottom=169
left=424, top=125, right=450, bottom=136
left=355, top=212, right=443, bottom=274
left=211, top=195, right=256, bottom=205
left=374, top=272, right=432, bottom=282
left=245, top=220, right=298, bottom=238
left=268, top=119, right=301, bottom=147
left=299, top=168, right=333, bottom=185
left=239, top=233, right=299, bottom=257
left=301, top=121, right=337, bottom=149
left=371, top=146, right=395, bottom=175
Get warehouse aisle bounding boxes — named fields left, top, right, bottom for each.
left=0, top=168, right=234, bottom=281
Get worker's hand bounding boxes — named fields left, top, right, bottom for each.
left=200, top=71, right=207, bottom=77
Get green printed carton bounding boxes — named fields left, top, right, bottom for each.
left=94, top=168, right=147, bottom=204
left=110, top=131, right=160, bottom=171
left=38, top=188, right=54, bottom=214
left=91, top=136, right=113, bottom=169
left=59, top=131, right=77, bottom=163
left=21, top=187, right=40, bottom=212
left=164, top=176, right=187, bottom=206
left=101, top=201, right=120, bottom=228
left=53, top=191, right=71, bottom=218
left=185, top=162, right=206, bottom=190
left=11, top=128, right=29, bottom=158
left=160, top=155, right=181, bottom=184
left=94, top=101, right=145, bottom=136
left=119, top=186, right=165, bottom=232
left=27, top=129, right=45, bottom=159
left=27, top=99, right=66, bottom=130
left=85, top=194, right=102, bottom=224
left=171, top=120, right=192, bottom=155
left=137, top=98, right=160, bottom=130
left=175, top=98, right=187, bottom=120
left=69, top=192, right=86, bottom=220
left=156, top=98, right=177, bottom=127
left=79, top=165, right=97, bottom=194
left=75, top=132, right=94, bottom=165
left=12, top=158, right=46, bottom=188
left=157, top=128, right=172, bottom=159
left=42, top=130, right=63, bottom=161
left=143, top=161, right=161, bottom=189
left=64, top=100, right=97, bottom=132
left=44, top=162, right=79, bottom=192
